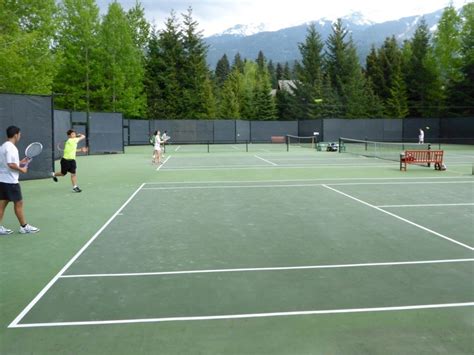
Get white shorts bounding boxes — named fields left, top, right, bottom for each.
left=154, top=146, right=161, bottom=152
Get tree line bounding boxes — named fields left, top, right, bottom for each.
left=0, top=1, right=472, bottom=119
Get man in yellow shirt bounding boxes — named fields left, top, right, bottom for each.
left=51, top=130, right=87, bottom=192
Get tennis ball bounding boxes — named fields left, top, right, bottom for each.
left=426, top=126, right=430, bottom=130
left=314, top=99, right=323, bottom=103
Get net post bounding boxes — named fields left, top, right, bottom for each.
left=338, top=137, right=342, bottom=153
left=246, top=140, right=248, bottom=152
left=364, top=137, right=368, bottom=151
left=207, top=141, right=210, bottom=153
left=286, top=135, right=289, bottom=152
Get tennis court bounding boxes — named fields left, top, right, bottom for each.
left=1, top=145, right=473, bottom=354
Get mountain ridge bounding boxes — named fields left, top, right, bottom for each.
left=204, top=9, right=444, bottom=69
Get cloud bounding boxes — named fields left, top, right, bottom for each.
left=95, top=0, right=470, bottom=36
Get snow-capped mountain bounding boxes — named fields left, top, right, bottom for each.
left=341, top=11, right=375, bottom=26
left=217, top=23, right=269, bottom=37
left=215, top=11, right=374, bottom=37
left=205, top=9, right=445, bottom=68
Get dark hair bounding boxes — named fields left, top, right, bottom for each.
left=67, top=129, right=75, bottom=136
left=154, top=130, right=158, bottom=135
left=6, top=126, right=20, bottom=138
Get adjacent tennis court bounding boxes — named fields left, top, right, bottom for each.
left=1, top=145, right=473, bottom=354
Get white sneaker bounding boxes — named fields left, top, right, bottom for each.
left=19, top=224, right=40, bottom=234
left=0, top=226, right=13, bottom=235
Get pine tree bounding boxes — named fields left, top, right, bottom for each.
left=283, top=62, right=292, bottom=79
left=215, top=54, right=230, bottom=88
left=126, top=1, right=150, bottom=56
left=98, top=2, right=146, bottom=117
left=53, top=0, right=102, bottom=111
left=232, top=53, right=245, bottom=73
left=325, top=19, right=376, bottom=118
left=0, top=0, right=57, bottom=94
left=267, top=60, right=277, bottom=89
left=365, top=46, right=385, bottom=99
left=219, top=68, right=241, bottom=119
left=449, top=3, right=474, bottom=116
left=253, top=54, right=277, bottom=120
left=405, top=19, right=443, bottom=117
left=181, top=7, right=215, bottom=118
left=145, top=13, right=184, bottom=119
left=290, top=23, right=325, bottom=119
left=385, top=71, right=409, bottom=118
left=276, top=63, right=284, bottom=81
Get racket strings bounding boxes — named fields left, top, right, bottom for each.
left=25, top=142, right=43, bottom=158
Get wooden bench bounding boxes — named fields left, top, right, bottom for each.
left=271, top=136, right=286, bottom=143
left=400, top=150, right=444, bottom=171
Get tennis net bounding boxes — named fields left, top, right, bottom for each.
left=286, top=135, right=316, bottom=150
left=339, top=137, right=431, bottom=161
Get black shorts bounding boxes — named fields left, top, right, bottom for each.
left=0, top=182, right=23, bottom=202
left=60, top=158, right=77, bottom=175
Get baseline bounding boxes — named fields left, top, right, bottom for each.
left=11, top=302, right=474, bottom=328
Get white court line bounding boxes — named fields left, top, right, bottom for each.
left=60, top=258, right=474, bottom=279
left=254, top=155, right=278, bottom=166
left=8, top=183, right=147, bottom=328
left=159, top=163, right=474, bottom=171
left=378, top=203, right=474, bottom=208
left=10, top=302, right=474, bottom=328
left=141, top=180, right=474, bottom=190
left=322, top=184, right=474, bottom=251
left=144, top=176, right=471, bottom=185
left=156, top=156, right=170, bottom=171
left=174, top=146, right=181, bottom=152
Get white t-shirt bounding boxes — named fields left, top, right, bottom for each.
left=0, top=141, right=20, bottom=183
left=154, top=135, right=161, bottom=150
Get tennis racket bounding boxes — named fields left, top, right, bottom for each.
left=20, top=142, right=43, bottom=167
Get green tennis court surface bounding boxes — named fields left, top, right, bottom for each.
left=1, top=145, right=473, bottom=354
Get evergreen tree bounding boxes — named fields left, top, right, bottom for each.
left=276, top=63, right=284, bottom=81
left=232, top=53, right=245, bottom=73
left=54, top=0, right=102, bottom=111
left=98, top=2, right=146, bottom=117
left=253, top=55, right=277, bottom=120
left=215, top=54, right=230, bottom=88
left=365, top=46, right=385, bottom=98
left=366, top=36, right=407, bottom=117
left=283, top=62, right=292, bottom=79
left=0, top=0, right=57, bottom=94
left=290, top=23, right=325, bottom=119
left=267, top=60, right=277, bottom=88
left=325, top=19, right=377, bottom=117
left=126, top=1, right=150, bottom=55
left=405, top=19, right=443, bottom=117
left=385, top=71, right=409, bottom=118
left=449, top=3, right=474, bottom=116
left=239, top=61, right=257, bottom=119
left=181, top=7, right=215, bottom=118
left=219, top=68, right=241, bottom=119
left=145, top=12, right=184, bottom=119
left=433, top=4, right=462, bottom=116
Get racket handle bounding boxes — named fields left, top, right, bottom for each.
left=20, top=158, right=32, bottom=168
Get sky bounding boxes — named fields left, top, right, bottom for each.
left=97, top=0, right=471, bottom=36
